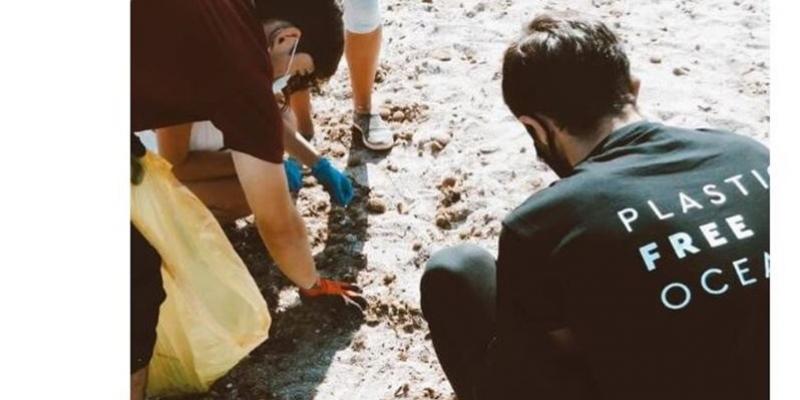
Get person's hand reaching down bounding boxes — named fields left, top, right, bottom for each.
left=300, top=278, right=368, bottom=311
left=311, top=157, right=354, bottom=206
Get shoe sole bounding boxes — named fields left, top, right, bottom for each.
left=352, top=123, right=394, bottom=151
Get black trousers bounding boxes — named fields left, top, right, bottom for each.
left=421, top=245, right=598, bottom=400
left=420, top=245, right=497, bottom=400
left=131, top=223, right=166, bottom=372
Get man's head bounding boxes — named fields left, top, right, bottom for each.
left=502, top=15, right=640, bottom=176
left=255, top=0, right=344, bottom=91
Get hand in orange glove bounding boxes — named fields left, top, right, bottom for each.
left=300, top=278, right=368, bottom=311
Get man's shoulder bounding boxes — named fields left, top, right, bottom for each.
left=660, top=124, right=768, bottom=154
left=502, top=173, right=601, bottom=237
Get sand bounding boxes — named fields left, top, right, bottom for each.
left=175, top=0, right=769, bottom=399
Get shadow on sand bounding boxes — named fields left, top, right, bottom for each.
left=173, top=131, right=390, bottom=400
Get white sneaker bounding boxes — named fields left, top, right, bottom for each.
left=353, top=112, right=394, bottom=151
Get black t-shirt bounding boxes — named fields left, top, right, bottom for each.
left=494, top=121, right=769, bottom=399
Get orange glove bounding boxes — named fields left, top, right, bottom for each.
left=300, top=278, right=367, bottom=311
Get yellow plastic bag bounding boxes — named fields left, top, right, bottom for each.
left=131, top=152, right=271, bottom=397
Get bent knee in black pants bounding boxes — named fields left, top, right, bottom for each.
left=420, top=244, right=497, bottom=400
left=131, top=223, right=166, bottom=373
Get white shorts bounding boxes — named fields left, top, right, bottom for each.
left=343, top=0, right=381, bottom=34
left=135, top=121, right=224, bottom=154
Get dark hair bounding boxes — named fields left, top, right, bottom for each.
left=502, top=15, right=634, bottom=134
left=255, top=0, right=344, bottom=82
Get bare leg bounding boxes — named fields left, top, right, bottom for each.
left=131, top=367, right=148, bottom=400
left=345, top=24, right=394, bottom=150
left=346, top=27, right=382, bottom=114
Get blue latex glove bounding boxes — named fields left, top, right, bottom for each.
left=284, top=158, right=303, bottom=194
left=311, top=157, right=354, bottom=206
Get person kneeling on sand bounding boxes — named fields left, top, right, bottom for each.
left=419, top=15, right=769, bottom=400
left=132, top=1, right=365, bottom=399
left=138, top=0, right=353, bottom=222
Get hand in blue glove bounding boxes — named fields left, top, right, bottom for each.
left=311, top=157, right=354, bottom=206
left=283, top=158, right=303, bottom=194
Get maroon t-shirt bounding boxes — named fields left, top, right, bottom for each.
left=132, top=0, right=283, bottom=163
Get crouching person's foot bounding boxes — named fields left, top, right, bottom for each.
left=353, top=111, right=394, bottom=151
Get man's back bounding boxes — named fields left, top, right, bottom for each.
left=131, top=0, right=284, bottom=163
left=499, top=121, right=769, bottom=399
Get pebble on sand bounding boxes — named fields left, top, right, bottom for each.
left=367, top=198, right=387, bottom=214
left=673, top=66, right=690, bottom=76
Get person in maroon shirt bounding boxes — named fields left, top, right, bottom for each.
left=131, top=1, right=363, bottom=398
left=140, top=0, right=353, bottom=221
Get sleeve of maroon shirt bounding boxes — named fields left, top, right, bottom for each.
left=211, top=87, right=284, bottom=164
left=205, top=0, right=284, bottom=164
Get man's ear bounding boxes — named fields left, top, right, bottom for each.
left=271, top=26, right=302, bottom=53
left=630, top=76, right=641, bottom=102
left=518, top=114, right=548, bottom=142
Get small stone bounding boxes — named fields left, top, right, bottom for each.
left=397, top=201, right=407, bottom=214
left=367, top=198, right=387, bottom=214
left=432, top=133, right=451, bottom=146
left=396, top=131, right=414, bottom=141
left=435, top=214, right=451, bottom=229
left=672, top=67, right=689, bottom=76
left=431, top=49, right=452, bottom=62
left=392, top=110, right=405, bottom=121
left=479, top=145, right=498, bottom=154
left=649, top=56, right=662, bottom=64
left=441, top=176, right=457, bottom=187
left=394, top=383, right=410, bottom=397
left=412, top=242, right=423, bottom=251
left=383, top=273, right=396, bottom=285
left=379, top=107, right=391, bottom=119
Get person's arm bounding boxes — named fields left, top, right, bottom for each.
left=155, top=123, right=237, bottom=182
left=231, top=150, right=318, bottom=288
left=491, top=226, right=594, bottom=399
left=280, top=107, right=320, bottom=167
left=280, top=108, right=354, bottom=206
left=289, top=89, right=315, bottom=139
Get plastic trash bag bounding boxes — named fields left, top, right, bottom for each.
left=131, top=152, right=270, bottom=397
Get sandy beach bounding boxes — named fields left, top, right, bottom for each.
left=175, top=0, right=769, bottom=399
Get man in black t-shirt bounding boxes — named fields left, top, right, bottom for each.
left=420, top=15, right=769, bottom=400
